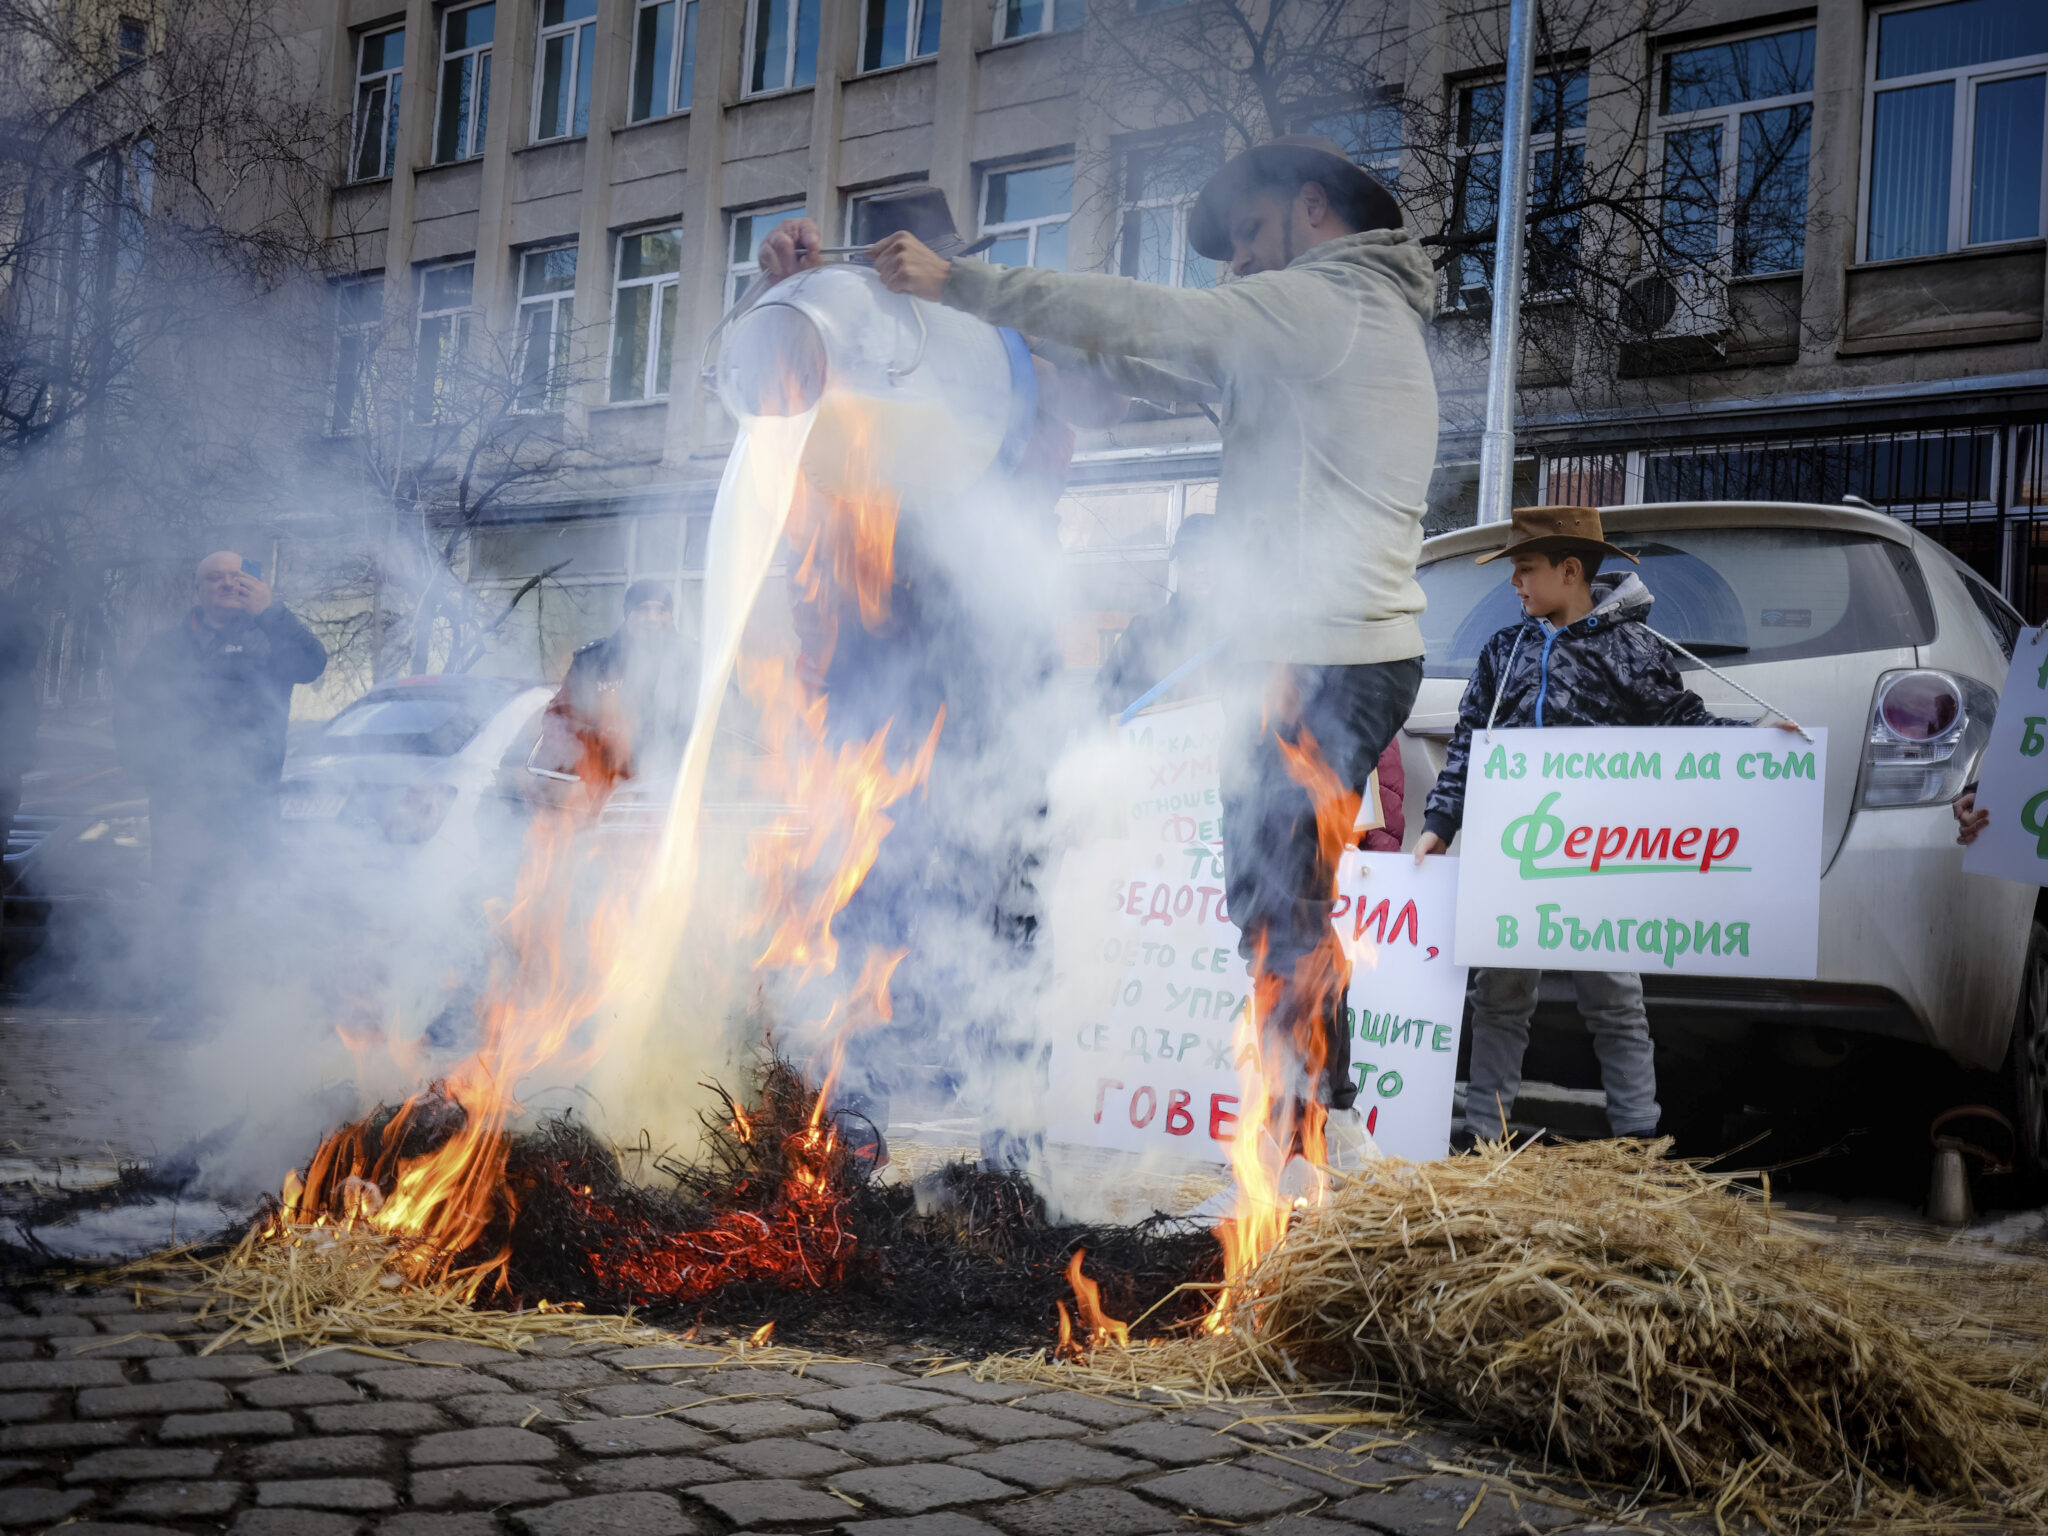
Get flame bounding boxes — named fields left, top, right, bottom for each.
left=1059, top=1248, right=1129, bottom=1356
left=748, top=1320, right=777, bottom=1347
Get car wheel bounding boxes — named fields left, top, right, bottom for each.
left=2002, top=920, right=2048, bottom=1184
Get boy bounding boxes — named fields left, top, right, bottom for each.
left=1415, top=506, right=1774, bottom=1146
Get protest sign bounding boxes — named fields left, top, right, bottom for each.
left=1454, top=726, right=1826, bottom=979
left=1963, top=629, right=2048, bottom=887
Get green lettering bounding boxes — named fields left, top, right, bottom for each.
left=1375, top=1070, right=1404, bottom=1098
left=1361, top=1011, right=1390, bottom=1045
left=1632, top=752, right=1661, bottom=780
left=1699, top=752, right=1721, bottom=780
left=2025, top=718, right=2047, bottom=758
left=1511, top=752, right=1528, bottom=779
left=1432, top=1024, right=1453, bottom=1052
left=1723, top=921, right=1750, bottom=956
left=1783, top=751, right=1815, bottom=780
left=1483, top=745, right=1511, bottom=779
left=1693, top=920, right=1722, bottom=956
left=1636, top=917, right=1661, bottom=955
left=1618, top=918, right=1636, bottom=952
left=1737, top=753, right=1757, bottom=779
left=1495, top=914, right=1519, bottom=948
left=1676, top=753, right=1698, bottom=781
left=1609, top=750, right=1633, bottom=779
left=1536, top=904, right=1564, bottom=949
left=1663, top=918, right=1692, bottom=969
left=1590, top=919, right=1615, bottom=951
left=1542, top=751, right=1567, bottom=779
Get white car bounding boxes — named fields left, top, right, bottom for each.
left=1399, top=502, right=2042, bottom=1171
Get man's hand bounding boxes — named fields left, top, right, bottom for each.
left=1413, top=831, right=1446, bottom=866
left=757, top=217, right=825, bottom=284
left=870, top=231, right=951, bottom=301
left=1955, top=791, right=1989, bottom=847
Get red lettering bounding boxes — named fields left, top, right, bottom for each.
left=1590, top=826, right=1627, bottom=872
left=1387, top=899, right=1420, bottom=947
left=1208, top=1093, right=1240, bottom=1142
left=1128, top=1086, right=1157, bottom=1129
left=1563, top=826, right=1593, bottom=858
left=1701, top=826, right=1739, bottom=872
left=1329, top=894, right=1351, bottom=919
left=1093, top=1079, right=1124, bottom=1124
left=1625, top=827, right=1671, bottom=861
left=1672, top=826, right=1702, bottom=860
left=1124, top=882, right=1144, bottom=914
left=1355, top=898, right=1390, bottom=943
left=1165, top=1090, right=1194, bottom=1136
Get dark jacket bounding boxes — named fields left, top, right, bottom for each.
left=1422, top=573, right=1743, bottom=843
left=536, top=625, right=692, bottom=785
left=120, top=605, right=327, bottom=808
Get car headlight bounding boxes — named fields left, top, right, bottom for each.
left=1859, top=668, right=1996, bottom=808
left=381, top=784, right=460, bottom=844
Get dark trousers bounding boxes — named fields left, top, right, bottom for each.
left=1220, top=656, right=1424, bottom=1110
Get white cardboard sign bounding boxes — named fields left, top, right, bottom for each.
left=1964, top=629, right=2048, bottom=887
left=1453, top=726, right=1826, bottom=979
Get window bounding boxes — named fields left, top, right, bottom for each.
left=435, top=4, right=494, bottom=164
left=998, top=0, right=1079, bottom=41
left=516, top=246, right=578, bottom=411
left=863, top=0, right=941, bottom=71
left=1296, top=102, right=1403, bottom=190
left=115, top=15, right=146, bottom=68
left=612, top=228, right=682, bottom=401
left=746, top=0, right=819, bottom=96
left=415, top=261, right=473, bottom=421
left=1448, top=70, right=1586, bottom=308
left=632, top=0, right=700, bottom=119
left=728, top=206, right=804, bottom=307
left=1863, top=0, right=2048, bottom=260
left=979, top=162, right=1072, bottom=268
left=534, top=0, right=597, bottom=141
left=1655, top=28, right=1814, bottom=277
left=332, top=275, right=384, bottom=435
left=351, top=25, right=405, bottom=181
left=1119, top=140, right=1220, bottom=288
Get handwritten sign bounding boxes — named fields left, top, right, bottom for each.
left=1454, top=726, right=1826, bottom=979
left=1964, top=629, right=2048, bottom=886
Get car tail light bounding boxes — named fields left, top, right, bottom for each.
left=383, top=784, right=460, bottom=844
left=1860, top=668, right=1996, bottom=808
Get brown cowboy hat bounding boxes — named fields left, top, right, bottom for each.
left=1474, top=505, right=1640, bottom=566
left=852, top=184, right=997, bottom=259
left=1188, top=135, right=1402, bottom=262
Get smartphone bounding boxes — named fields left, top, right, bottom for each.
left=240, top=558, right=264, bottom=578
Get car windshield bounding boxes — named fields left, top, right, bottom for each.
left=320, top=689, right=502, bottom=756
left=1417, top=526, right=1938, bottom=679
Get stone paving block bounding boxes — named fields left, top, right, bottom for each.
left=684, top=1368, right=827, bottom=1397
left=31, top=1296, right=145, bottom=1314
left=245, top=1436, right=393, bottom=1477
left=443, top=1394, right=566, bottom=1427
left=580, top=1384, right=699, bottom=1417
left=678, top=1400, right=838, bottom=1440
left=838, top=1516, right=1003, bottom=1536
left=793, top=1362, right=909, bottom=1389
left=1245, top=1518, right=1377, bottom=1536
left=377, top=1516, right=502, bottom=1536
left=66, top=1448, right=222, bottom=1482
left=510, top=1491, right=696, bottom=1536
left=66, top=1522, right=204, bottom=1535
left=0, top=1314, right=95, bottom=1339
left=984, top=1485, right=1180, bottom=1536
left=91, top=1313, right=211, bottom=1334
left=116, top=1479, right=247, bottom=1516
left=1232, top=1449, right=1403, bottom=1498
left=486, top=1359, right=620, bottom=1392
left=811, top=1422, right=976, bottom=1464
left=705, top=1438, right=858, bottom=1479
left=577, top=1457, right=732, bottom=1493
left=0, top=1461, right=30, bottom=1480
left=159, top=1409, right=296, bottom=1441
left=309, top=1402, right=452, bottom=1436
left=829, top=1464, right=1016, bottom=1516
left=1329, top=1480, right=1573, bottom=1536
left=0, top=1419, right=134, bottom=1449
left=1007, top=1392, right=1152, bottom=1429
left=599, top=1347, right=725, bottom=1371
left=359, top=1369, right=512, bottom=1401
left=410, top=1465, right=565, bottom=1508
left=0, top=1395, right=55, bottom=1424
left=0, top=1485, right=96, bottom=1526
left=1091, top=1420, right=1239, bottom=1466
left=239, top=1376, right=364, bottom=1409
left=922, top=1405, right=1087, bottom=1444
left=0, top=1358, right=126, bottom=1389
left=1134, top=1465, right=1315, bottom=1521
left=79, top=1380, right=234, bottom=1417
left=231, top=1509, right=366, bottom=1535
left=146, top=1354, right=279, bottom=1382
left=60, top=1334, right=185, bottom=1359
left=557, top=1418, right=710, bottom=1457
left=411, top=1428, right=558, bottom=1468
left=280, top=1352, right=383, bottom=1374
left=908, top=1379, right=1040, bottom=1404
left=950, top=1439, right=1155, bottom=1492
left=401, top=1343, right=521, bottom=1366
left=258, top=1479, right=401, bottom=1511
left=0, top=1347, right=31, bottom=1364
left=809, top=1385, right=961, bottom=1421
left=688, top=1478, right=851, bottom=1527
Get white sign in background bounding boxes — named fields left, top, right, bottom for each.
left=1963, top=628, right=2048, bottom=887
left=1454, top=726, right=1827, bottom=980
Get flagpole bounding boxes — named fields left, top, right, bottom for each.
left=1477, top=0, right=1538, bottom=524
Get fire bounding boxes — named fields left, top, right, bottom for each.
left=1056, top=1248, right=1130, bottom=1357
left=748, top=1320, right=777, bottom=1347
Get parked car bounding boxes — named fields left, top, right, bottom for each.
left=1397, top=501, right=2044, bottom=1170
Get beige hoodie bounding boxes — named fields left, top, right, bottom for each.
left=941, top=229, right=1440, bottom=666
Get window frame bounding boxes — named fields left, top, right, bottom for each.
left=1446, top=67, right=1587, bottom=311
left=514, top=243, right=579, bottom=413
left=994, top=0, right=1078, bottom=44
left=532, top=0, right=597, bottom=143
left=330, top=273, right=385, bottom=437
left=351, top=23, right=406, bottom=183
left=860, top=0, right=941, bottom=73
left=977, top=158, right=1074, bottom=269
left=1651, top=23, right=1816, bottom=278
left=727, top=205, right=805, bottom=308
left=742, top=0, right=819, bottom=98
left=610, top=226, right=683, bottom=403
left=1858, top=0, right=2048, bottom=262
left=1116, top=137, right=1222, bottom=290
left=414, top=258, right=476, bottom=422
left=630, top=0, right=699, bottom=120
left=115, top=15, right=147, bottom=69
left=434, top=2, right=494, bottom=165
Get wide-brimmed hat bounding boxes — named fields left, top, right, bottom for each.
left=853, top=185, right=996, bottom=258
left=1188, top=135, right=1402, bottom=261
left=1474, top=505, right=1640, bottom=566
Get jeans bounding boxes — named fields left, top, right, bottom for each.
left=1463, top=968, right=1661, bottom=1137
left=1220, top=656, right=1424, bottom=1111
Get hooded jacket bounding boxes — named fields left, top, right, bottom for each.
left=1421, top=572, right=1746, bottom=844
left=941, top=230, right=1439, bottom=667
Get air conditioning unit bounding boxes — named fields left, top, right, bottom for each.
left=1622, top=268, right=1729, bottom=344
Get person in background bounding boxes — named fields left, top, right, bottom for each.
left=119, top=551, right=327, bottom=1030
left=0, top=593, right=42, bottom=892
left=534, top=580, right=694, bottom=796
left=1415, top=506, right=1796, bottom=1148
left=1955, top=792, right=1989, bottom=844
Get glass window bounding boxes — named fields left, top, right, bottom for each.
left=534, top=0, right=597, bottom=141
left=747, top=0, right=819, bottom=95
left=332, top=275, right=384, bottom=435
left=727, top=206, right=805, bottom=307
left=516, top=246, right=577, bottom=411
left=115, top=15, right=146, bottom=68
left=999, top=0, right=1079, bottom=41
left=979, top=162, right=1072, bottom=269
left=352, top=25, right=404, bottom=181
left=435, top=3, right=494, bottom=164
left=612, top=227, right=682, bottom=402
left=1449, top=71, right=1585, bottom=308
left=631, top=0, right=699, bottom=119
left=863, top=0, right=941, bottom=71
left=1296, top=102, right=1402, bottom=190
left=1118, top=140, right=1220, bottom=288
left=1865, top=0, right=2048, bottom=259
left=322, top=685, right=521, bottom=756
left=414, top=260, right=473, bottom=421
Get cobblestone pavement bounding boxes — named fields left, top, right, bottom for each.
left=0, top=1289, right=1602, bottom=1536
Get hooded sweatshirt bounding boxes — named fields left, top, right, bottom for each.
left=1421, top=571, right=1749, bottom=844
left=940, top=230, right=1439, bottom=667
